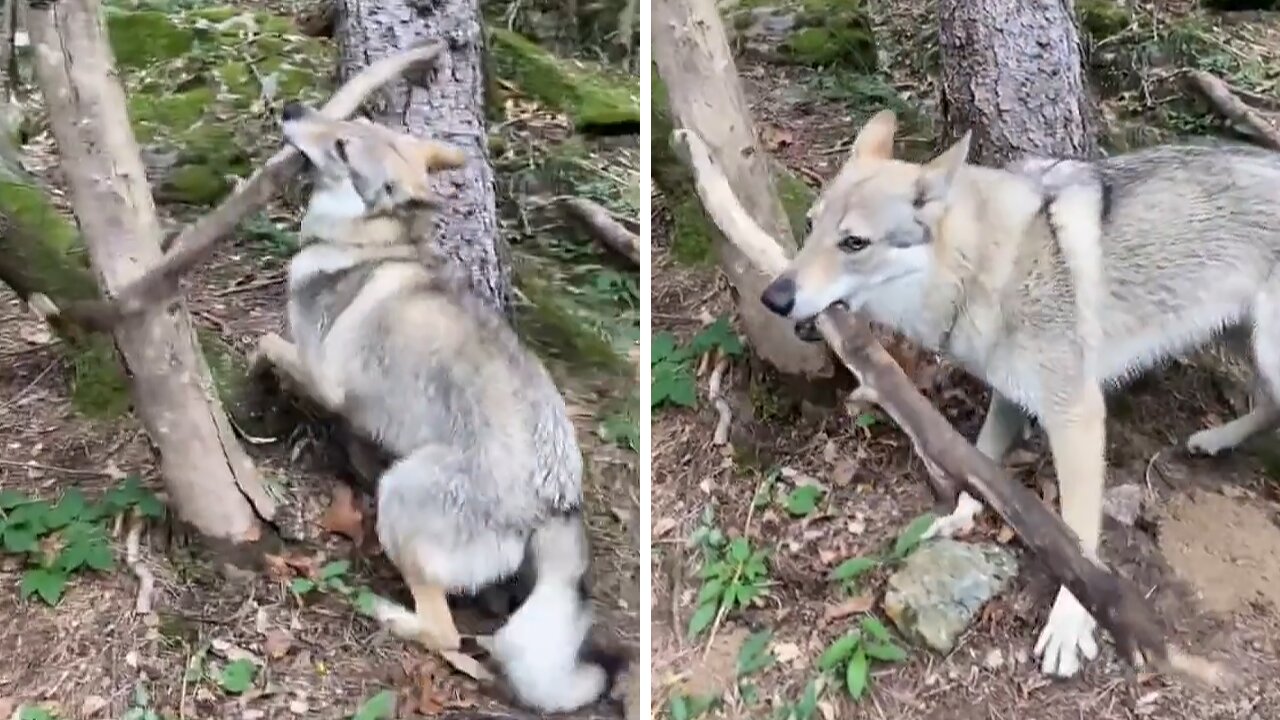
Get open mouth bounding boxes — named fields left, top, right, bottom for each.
left=791, top=300, right=850, bottom=342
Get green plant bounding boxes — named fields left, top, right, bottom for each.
left=817, top=617, right=909, bottom=700
left=667, top=693, right=718, bottom=720
left=652, top=318, right=744, bottom=410
left=121, top=684, right=162, bottom=720
left=783, top=485, right=824, bottom=517
left=1, top=477, right=164, bottom=606
left=687, top=536, right=770, bottom=639
left=18, top=707, right=58, bottom=720
left=288, top=559, right=379, bottom=616
left=217, top=659, right=258, bottom=695
left=351, top=690, right=396, bottom=720
left=828, top=511, right=935, bottom=592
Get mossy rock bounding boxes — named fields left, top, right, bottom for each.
left=781, top=19, right=877, bottom=70
left=1077, top=0, right=1134, bottom=41
left=731, top=0, right=878, bottom=70
left=488, top=27, right=640, bottom=133
left=106, top=6, right=335, bottom=206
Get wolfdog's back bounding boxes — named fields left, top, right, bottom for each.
left=344, top=272, right=582, bottom=522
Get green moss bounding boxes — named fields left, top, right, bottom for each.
left=70, top=338, right=130, bottom=419
left=773, top=165, right=815, bottom=242
left=163, top=165, right=229, bottom=205
left=783, top=24, right=877, bottom=70
left=488, top=27, right=639, bottom=132
left=188, top=7, right=241, bottom=23
left=130, top=88, right=215, bottom=138
left=668, top=198, right=715, bottom=265
left=0, top=182, right=98, bottom=301
left=515, top=272, right=625, bottom=373
left=106, top=10, right=196, bottom=69
left=1077, top=0, right=1133, bottom=40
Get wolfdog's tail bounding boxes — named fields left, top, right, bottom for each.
left=487, top=509, right=628, bottom=712
left=366, top=510, right=626, bottom=713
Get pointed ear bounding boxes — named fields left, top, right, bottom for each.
left=848, top=109, right=898, bottom=162
left=415, top=139, right=466, bottom=172
left=919, top=131, right=971, bottom=201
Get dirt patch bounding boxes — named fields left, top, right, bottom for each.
left=1159, top=489, right=1280, bottom=615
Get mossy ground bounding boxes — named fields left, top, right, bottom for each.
left=107, top=5, right=335, bottom=206
left=488, top=26, right=640, bottom=132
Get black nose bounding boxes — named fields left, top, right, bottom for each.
left=760, top=277, right=796, bottom=316
left=281, top=101, right=306, bottom=122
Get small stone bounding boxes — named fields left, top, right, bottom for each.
left=1103, top=484, right=1145, bottom=526
left=288, top=700, right=309, bottom=715
left=982, top=648, right=1004, bottom=670
left=882, top=539, right=1019, bottom=654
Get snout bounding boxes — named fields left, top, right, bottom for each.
left=760, top=276, right=796, bottom=317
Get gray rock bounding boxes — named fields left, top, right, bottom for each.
left=1103, top=483, right=1145, bottom=526
left=883, top=539, right=1018, bottom=654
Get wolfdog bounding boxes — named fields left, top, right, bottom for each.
left=254, top=102, right=624, bottom=711
left=760, top=109, right=1280, bottom=678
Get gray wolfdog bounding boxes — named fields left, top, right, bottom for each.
left=760, top=109, right=1280, bottom=678
left=252, top=102, right=625, bottom=712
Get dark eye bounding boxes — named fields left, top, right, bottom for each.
left=803, top=216, right=813, bottom=235
left=838, top=234, right=871, bottom=253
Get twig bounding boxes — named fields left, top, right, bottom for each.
left=46, top=42, right=450, bottom=331
left=707, top=355, right=732, bottom=445
left=0, top=458, right=122, bottom=477
left=701, top=472, right=762, bottom=659
left=1184, top=69, right=1280, bottom=151
left=125, top=511, right=155, bottom=614
left=555, top=197, right=641, bottom=266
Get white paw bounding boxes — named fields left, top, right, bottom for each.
left=923, top=492, right=983, bottom=540
left=1186, top=427, right=1233, bottom=457
left=1033, top=587, right=1099, bottom=678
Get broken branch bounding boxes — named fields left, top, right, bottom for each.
left=557, top=196, right=640, bottom=266
left=673, top=127, right=1224, bottom=685
left=1185, top=69, right=1280, bottom=151
left=49, top=42, right=449, bottom=331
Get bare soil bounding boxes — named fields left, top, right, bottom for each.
left=650, top=2, right=1280, bottom=718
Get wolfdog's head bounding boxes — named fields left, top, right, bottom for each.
left=280, top=102, right=466, bottom=222
left=760, top=110, right=971, bottom=323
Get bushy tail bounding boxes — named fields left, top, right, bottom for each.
left=488, top=510, right=628, bottom=713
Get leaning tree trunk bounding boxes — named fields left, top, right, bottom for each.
left=653, top=0, right=831, bottom=379
left=938, top=0, right=1094, bottom=163
left=0, top=126, right=99, bottom=309
left=26, top=0, right=275, bottom=546
left=336, top=0, right=509, bottom=314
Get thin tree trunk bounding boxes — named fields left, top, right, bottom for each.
left=653, top=0, right=831, bottom=378
left=336, top=0, right=509, bottom=314
left=938, top=0, right=1094, bottom=164
left=26, top=0, right=275, bottom=546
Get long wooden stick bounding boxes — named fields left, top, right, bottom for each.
left=46, top=42, right=447, bottom=330
left=673, top=127, right=1225, bottom=686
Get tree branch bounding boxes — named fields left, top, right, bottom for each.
left=45, top=42, right=449, bottom=331
left=1184, top=69, right=1280, bottom=151
left=673, top=127, right=1225, bottom=686
left=557, top=196, right=640, bottom=266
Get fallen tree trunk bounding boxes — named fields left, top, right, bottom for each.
left=557, top=196, right=640, bottom=267
left=27, top=0, right=275, bottom=544
left=674, top=128, right=1222, bottom=685
left=652, top=0, right=831, bottom=379
left=337, top=0, right=509, bottom=314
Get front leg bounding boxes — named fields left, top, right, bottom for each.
left=251, top=332, right=346, bottom=412
left=925, top=391, right=1028, bottom=539
left=1034, top=382, right=1106, bottom=678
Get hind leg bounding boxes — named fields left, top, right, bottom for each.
left=1187, top=310, right=1280, bottom=456
left=408, top=579, right=462, bottom=651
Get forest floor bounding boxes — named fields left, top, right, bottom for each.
left=0, top=0, right=640, bottom=718
left=651, top=1, right=1280, bottom=718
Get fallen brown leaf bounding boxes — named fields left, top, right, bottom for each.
left=263, top=551, right=320, bottom=580
left=320, top=484, right=367, bottom=545
left=996, top=525, right=1016, bottom=544
left=439, top=649, right=494, bottom=683
left=823, top=593, right=874, bottom=621
left=263, top=629, right=294, bottom=659
left=761, top=124, right=794, bottom=150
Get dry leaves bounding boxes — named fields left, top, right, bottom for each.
left=263, top=629, right=294, bottom=659
left=320, top=484, right=367, bottom=545
left=823, top=593, right=875, bottom=621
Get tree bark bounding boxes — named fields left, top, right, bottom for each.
left=336, top=0, right=509, bottom=314
left=938, top=0, right=1094, bottom=164
left=653, top=0, right=831, bottom=378
left=26, top=0, right=275, bottom=544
